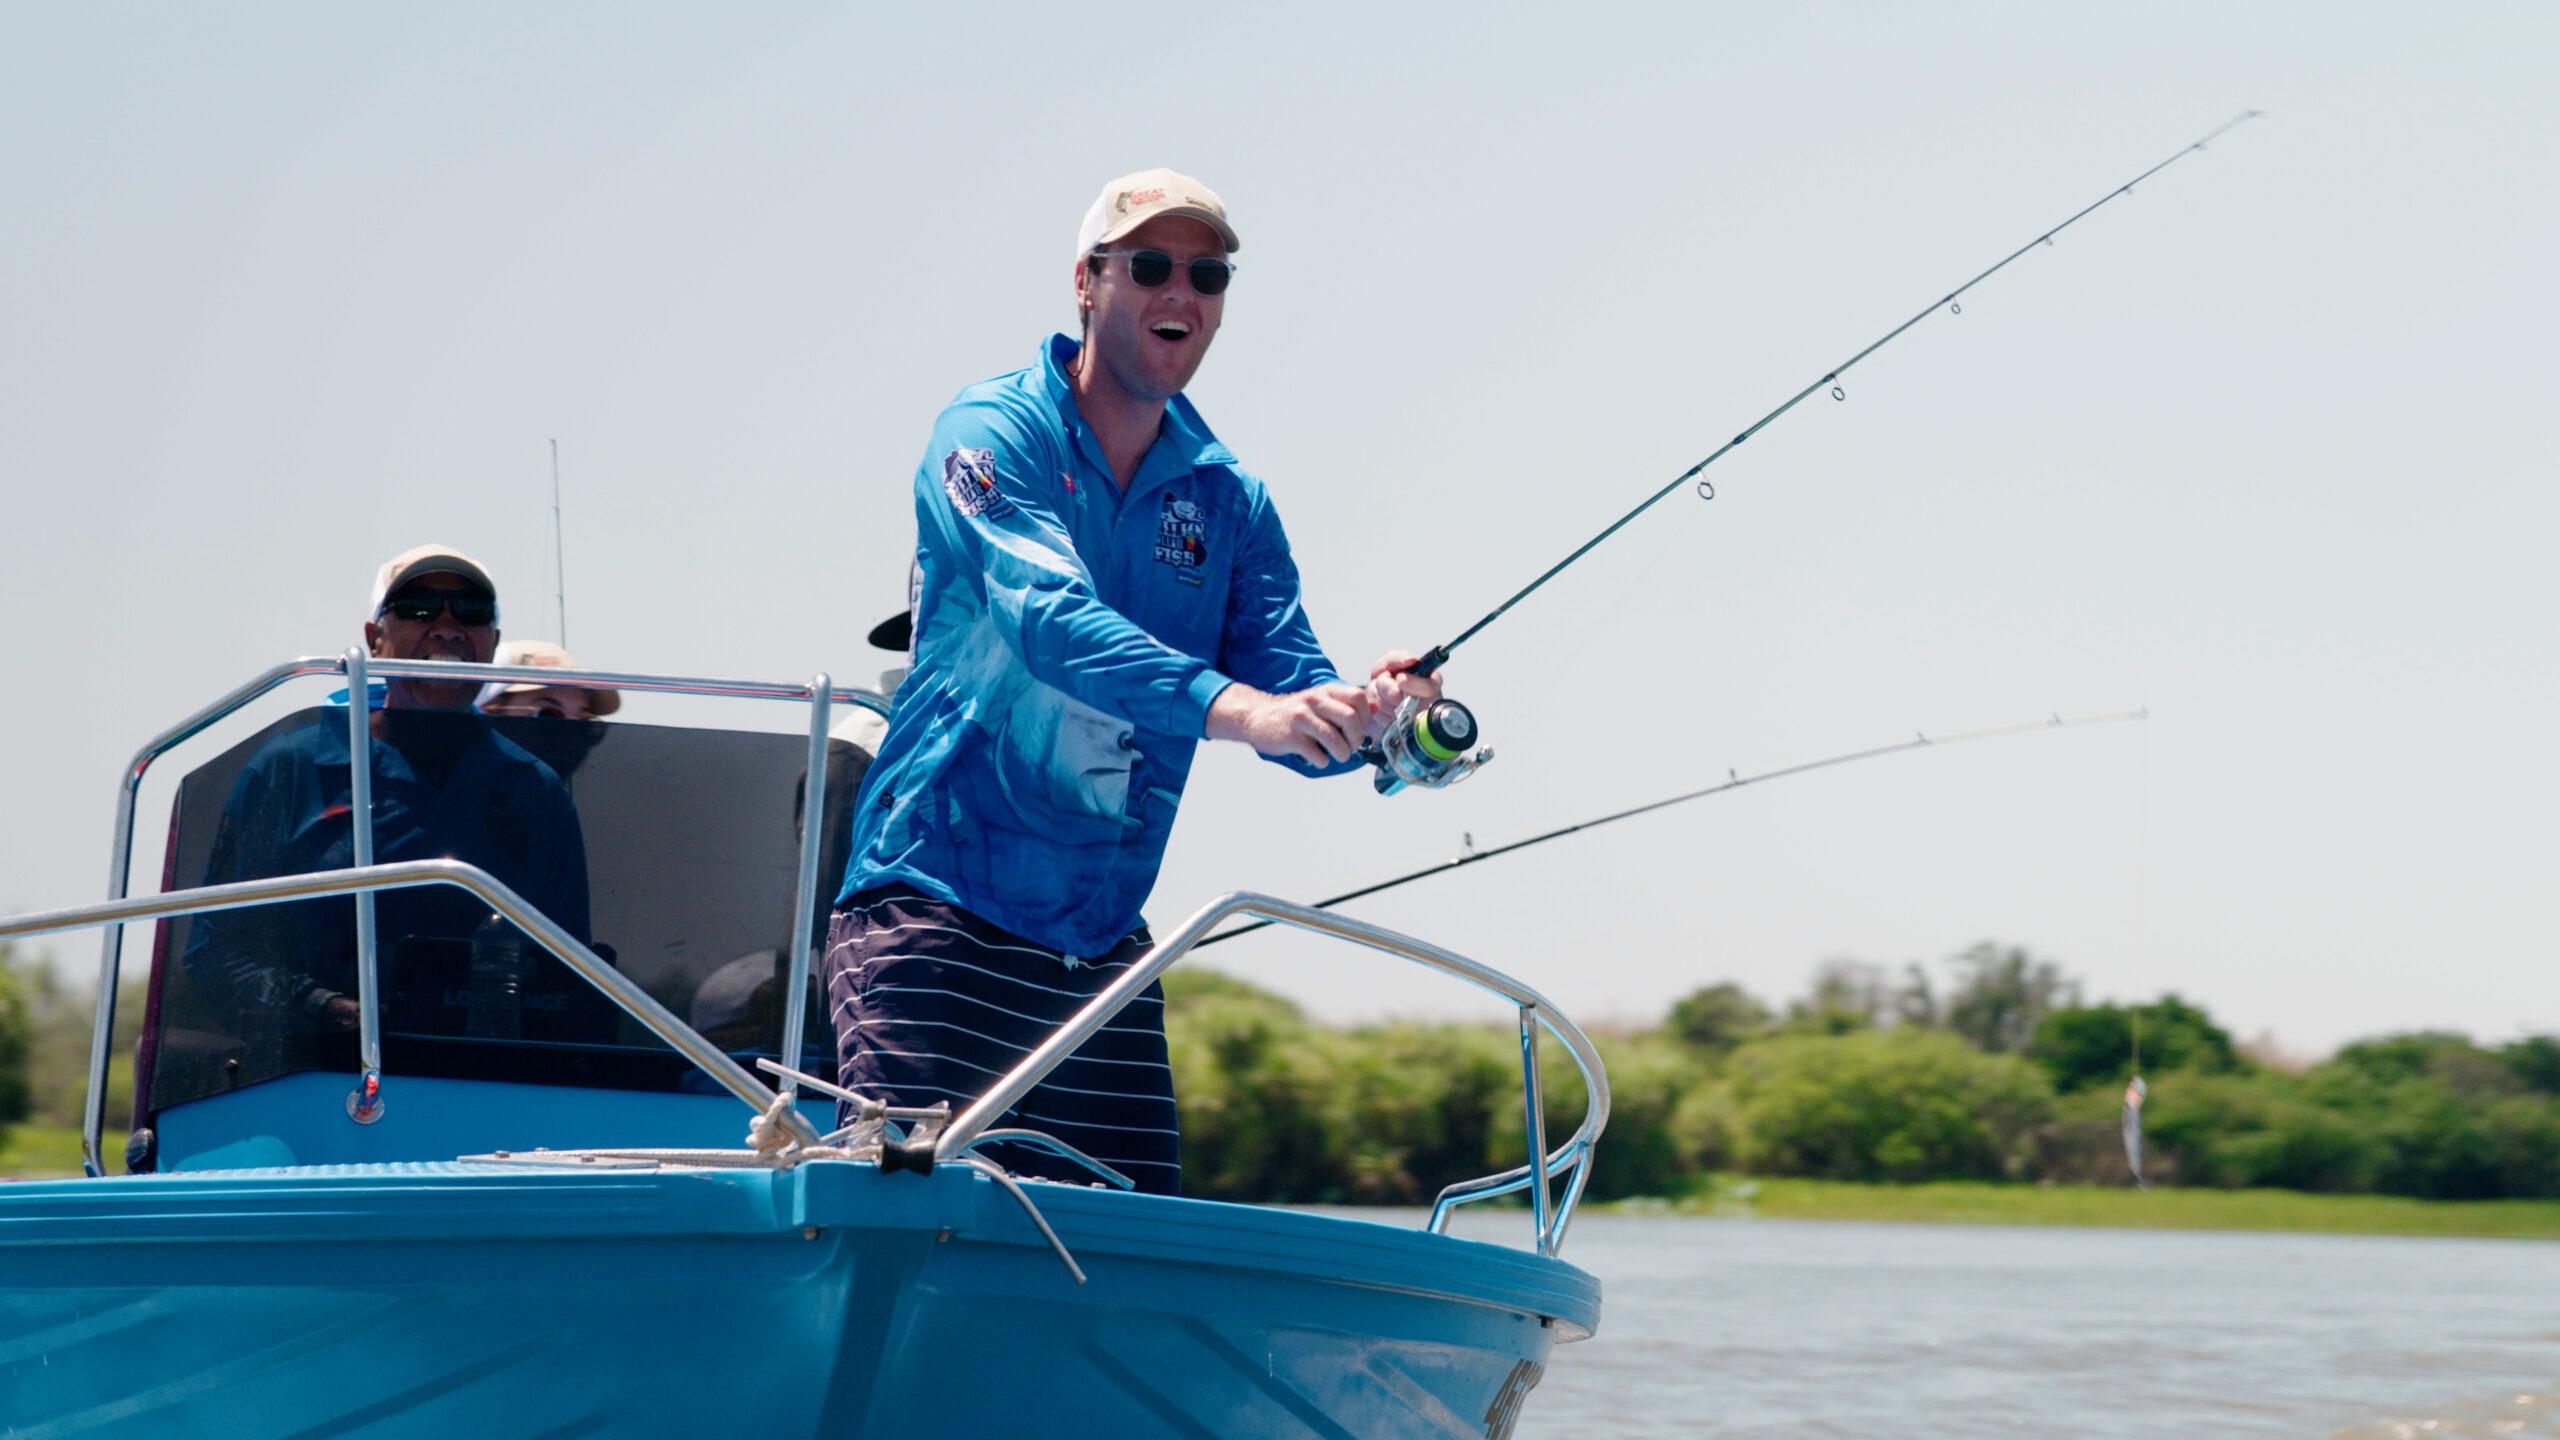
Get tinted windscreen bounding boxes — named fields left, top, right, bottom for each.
left=145, top=706, right=867, bottom=1114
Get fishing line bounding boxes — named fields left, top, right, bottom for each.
left=1205, top=707, right=2149, bottom=948
left=1404, top=111, right=2261, bottom=683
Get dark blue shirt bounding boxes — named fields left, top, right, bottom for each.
left=183, top=708, right=592, bottom=1024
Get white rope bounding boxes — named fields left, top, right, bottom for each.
left=749, top=1091, right=806, bottom=1163
left=958, top=1156, right=1086, bottom=1285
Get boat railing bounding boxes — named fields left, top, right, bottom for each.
left=74, top=651, right=890, bottom=1177
left=2, top=859, right=828, bottom=1150
left=49, top=653, right=1608, bottom=1261
left=940, top=890, right=1613, bottom=1259
left=8, top=866, right=1610, bottom=1259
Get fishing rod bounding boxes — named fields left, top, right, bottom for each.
left=1359, top=112, right=2257, bottom=798
left=1212, top=706, right=2148, bottom=947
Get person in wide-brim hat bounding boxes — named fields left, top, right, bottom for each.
left=478, top=638, right=621, bottom=720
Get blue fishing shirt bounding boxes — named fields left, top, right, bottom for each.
left=838, top=334, right=1356, bottom=956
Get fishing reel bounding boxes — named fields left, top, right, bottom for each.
left=1363, top=696, right=1494, bottom=797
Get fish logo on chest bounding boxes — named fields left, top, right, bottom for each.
left=1153, top=492, right=1208, bottom=584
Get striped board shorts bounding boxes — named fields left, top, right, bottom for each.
left=823, top=886, right=1181, bottom=1195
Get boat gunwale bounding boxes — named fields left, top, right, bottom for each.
left=0, top=1158, right=1602, bottom=1334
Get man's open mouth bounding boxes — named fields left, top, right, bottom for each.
left=1149, top=320, right=1191, bottom=343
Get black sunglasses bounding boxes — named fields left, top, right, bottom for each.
left=1090, top=248, right=1235, bottom=296
left=379, top=589, right=498, bottom=626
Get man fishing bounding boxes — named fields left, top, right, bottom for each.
left=826, top=168, right=1438, bottom=1193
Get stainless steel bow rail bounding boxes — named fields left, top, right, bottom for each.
left=68, top=653, right=890, bottom=1176
left=32, top=656, right=1611, bottom=1260
left=939, top=891, right=1613, bottom=1259
left=1, top=860, right=825, bottom=1149
left=9, top=868, right=1611, bottom=1258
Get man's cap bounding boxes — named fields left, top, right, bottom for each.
left=486, top=638, right=621, bottom=716
left=1075, top=168, right=1240, bottom=259
left=866, top=611, right=912, bottom=652
left=370, top=544, right=497, bottom=616
left=867, top=557, right=922, bottom=653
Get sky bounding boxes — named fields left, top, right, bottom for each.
left=2, top=3, right=2553, bottom=1058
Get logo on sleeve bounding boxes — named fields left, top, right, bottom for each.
left=1153, top=493, right=1208, bottom=584
left=941, top=448, right=1012, bottom=521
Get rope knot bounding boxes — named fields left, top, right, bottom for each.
left=748, top=1092, right=803, bottom=1164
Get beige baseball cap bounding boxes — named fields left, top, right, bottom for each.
left=369, top=543, right=497, bottom=616
left=1075, top=168, right=1240, bottom=258
left=483, top=638, right=621, bottom=715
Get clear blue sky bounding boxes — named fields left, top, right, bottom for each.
left=3, top=3, right=2552, bottom=1055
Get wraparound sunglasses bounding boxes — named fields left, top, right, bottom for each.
left=379, top=590, right=498, bottom=626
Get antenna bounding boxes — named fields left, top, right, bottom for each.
left=549, top=438, right=569, bottom=648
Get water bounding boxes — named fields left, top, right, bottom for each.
left=1434, top=1212, right=2560, bottom=1439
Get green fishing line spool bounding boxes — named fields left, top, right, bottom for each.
left=1370, top=698, right=1492, bottom=796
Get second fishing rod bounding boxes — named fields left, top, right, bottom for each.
left=1358, top=111, right=2260, bottom=799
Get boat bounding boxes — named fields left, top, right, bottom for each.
left=0, top=650, right=1608, bottom=1437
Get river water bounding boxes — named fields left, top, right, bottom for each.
left=1430, top=1212, right=2560, bottom=1439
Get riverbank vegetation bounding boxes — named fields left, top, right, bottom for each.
left=1162, top=942, right=2560, bottom=1216
left=6, top=936, right=2553, bottom=1231
left=1648, top=1176, right=2560, bottom=1239
left=1, top=938, right=145, bottom=1177
left=0, top=1123, right=89, bottom=1180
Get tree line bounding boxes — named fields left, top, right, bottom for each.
left=7, top=937, right=2552, bottom=1206
left=0, top=940, right=145, bottom=1144
left=1163, top=943, right=2560, bottom=1206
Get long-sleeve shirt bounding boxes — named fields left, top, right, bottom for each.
left=837, top=333, right=1354, bottom=956
left=182, top=709, right=593, bottom=1024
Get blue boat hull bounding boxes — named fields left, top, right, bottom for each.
left=0, top=1160, right=1597, bottom=1437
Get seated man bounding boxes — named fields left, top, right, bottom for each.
left=182, top=545, right=599, bottom=1048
